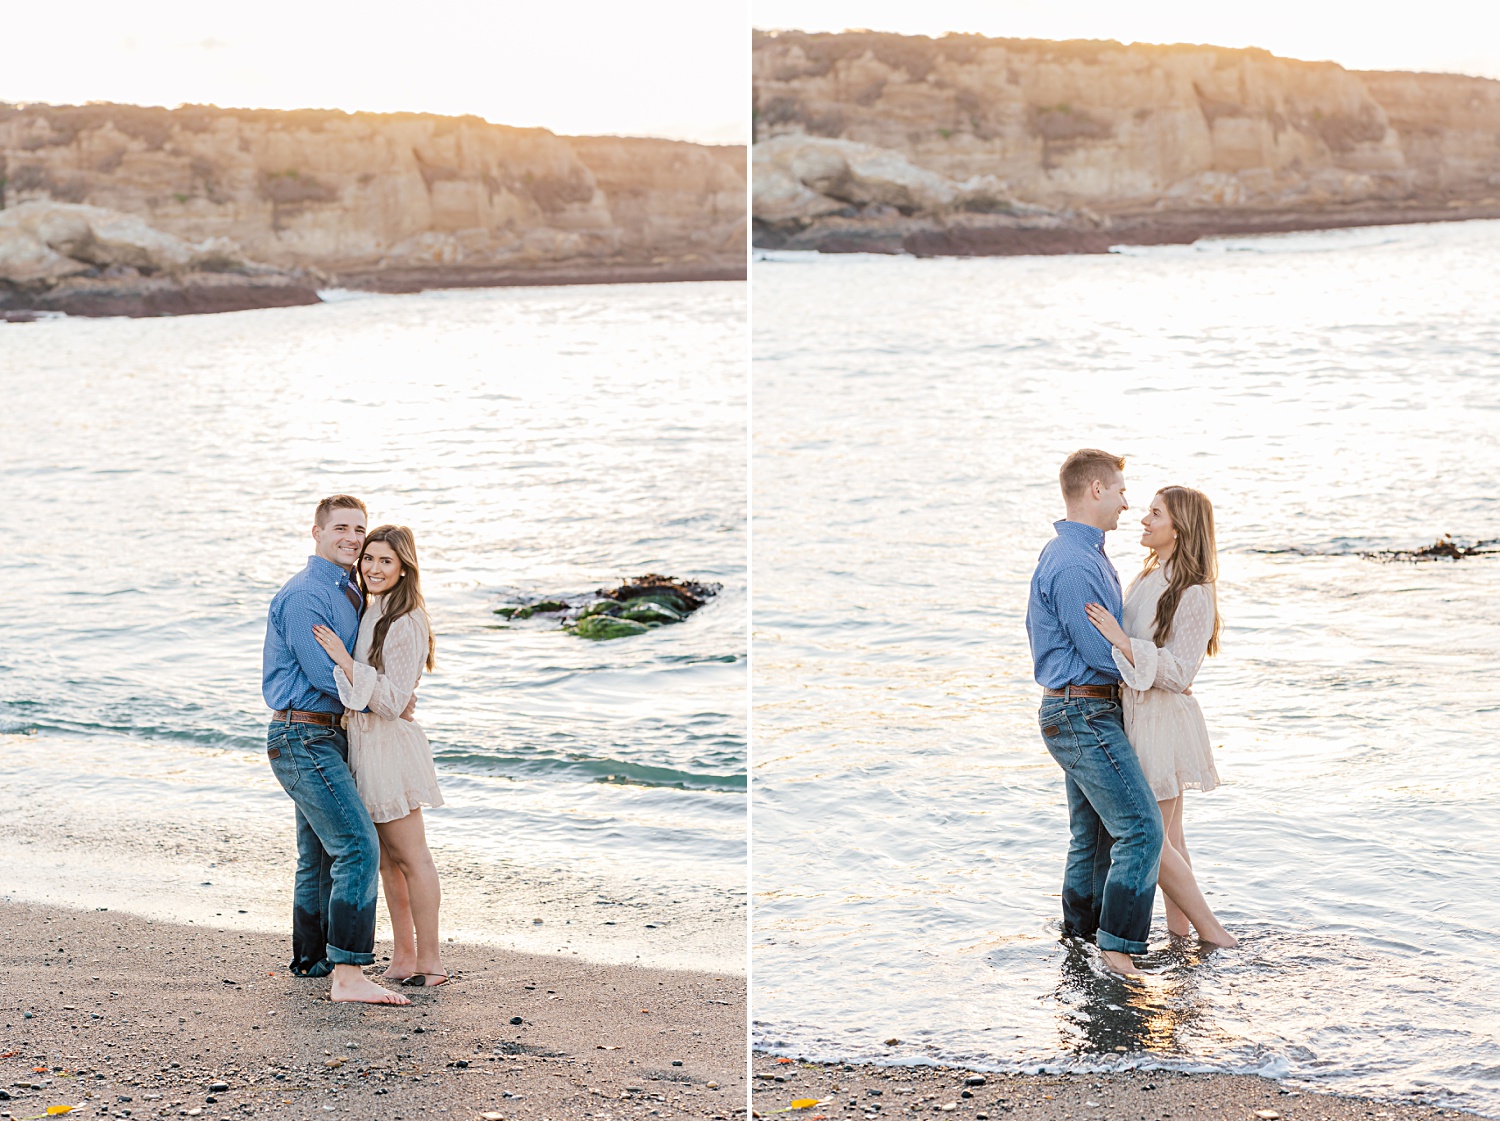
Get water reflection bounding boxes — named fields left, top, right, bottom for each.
left=1051, top=937, right=1218, bottom=1057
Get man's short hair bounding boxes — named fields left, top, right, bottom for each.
left=314, top=494, right=368, bottom=528
left=1059, top=449, right=1125, bottom=501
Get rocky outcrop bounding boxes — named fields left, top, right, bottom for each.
left=0, top=102, right=745, bottom=311
left=493, top=575, right=722, bottom=641
left=753, top=31, right=1500, bottom=253
left=0, top=200, right=319, bottom=316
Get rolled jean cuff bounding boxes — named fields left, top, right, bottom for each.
left=324, top=943, right=375, bottom=967
left=1096, top=928, right=1148, bottom=955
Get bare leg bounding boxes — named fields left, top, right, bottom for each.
left=375, top=810, right=445, bottom=980
left=1158, top=797, right=1192, bottom=937
left=379, top=842, right=418, bottom=979
left=1154, top=800, right=1236, bottom=948
left=329, top=962, right=409, bottom=1004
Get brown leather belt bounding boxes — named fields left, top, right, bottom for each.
left=1043, top=684, right=1121, bottom=700
left=271, top=709, right=343, bottom=727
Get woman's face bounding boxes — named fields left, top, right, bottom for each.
left=1140, top=495, right=1176, bottom=554
left=361, top=540, right=404, bottom=593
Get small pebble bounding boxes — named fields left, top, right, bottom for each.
left=510, top=1017, right=523, bottom=1025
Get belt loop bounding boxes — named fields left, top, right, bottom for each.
left=1063, top=684, right=1071, bottom=701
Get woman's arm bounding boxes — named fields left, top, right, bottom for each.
left=1102, top=585, right=1213, bottom=693
left=313, top=623, right=370, bottom=711
left=1149, top=585, right=1213, bottom=693
left=1084, top=602, right=1135, bottom=666
left=363, top=613, right=426, bottom=721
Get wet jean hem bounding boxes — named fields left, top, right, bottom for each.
left=324, top=944, right=375, bottom=967
left=1096, top=929, right=1148, bottom=955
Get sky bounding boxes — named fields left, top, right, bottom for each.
left=753, top=0, right=1500, bottom=81
left=1, top=0, right=750, bottom=145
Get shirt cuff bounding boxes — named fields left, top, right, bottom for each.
left=1114, top=639, right=1159, bottom=691
left=334, top=662, right=376, bottom=712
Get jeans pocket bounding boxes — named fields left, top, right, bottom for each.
left=1040, top=711, right=1083, bottom=769
left=268, top=732, right=302, bottom=792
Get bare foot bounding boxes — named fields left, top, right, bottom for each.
left=1198, top=929, right=1239, bottom=949
left=331, top=970, right=411, bottom=1005
left=1100, top=949, right=1144, bottom=977
left=401, top=970, right=451, bottom=988
left=382, top=957, right=417, bottom=981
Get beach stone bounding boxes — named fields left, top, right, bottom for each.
left=572, top=615, right=650, bottom=641
left=964, top=1077, right=985, bottom=1087
left=509, top=1016, right=523, bottom=1025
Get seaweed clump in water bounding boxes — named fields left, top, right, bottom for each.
left=491, top=574, right=721, bottom=640
left=1363, top=535, right=1500, bottom=562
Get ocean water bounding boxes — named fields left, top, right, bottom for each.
left=751, top=222, right=1500, bottom=1110
left=0, top=281, right=746, bottom=970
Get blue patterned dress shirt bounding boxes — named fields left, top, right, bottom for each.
left=1026, top=520, right=1125, bottom=689
left=262, top=555, right=363, bottom=714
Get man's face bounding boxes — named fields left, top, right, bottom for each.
left=312, top=508, right=367, bottom=569
left=1099, top=472, right=1128, bottom=531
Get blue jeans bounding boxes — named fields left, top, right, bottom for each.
left=1038, top=696, right=1163, bottom=955
left=265, top=721, right=378, bottom=972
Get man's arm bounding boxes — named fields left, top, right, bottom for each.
left=1046, top=563, right=1124, bottom=680
left=279, top=588, right=346, bottom=704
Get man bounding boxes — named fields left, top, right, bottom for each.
left=1025, top=450, right=1164, bottom=977
left=262, top=495, right=409, bottom=1004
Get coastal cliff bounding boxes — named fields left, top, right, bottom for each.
left=0, top=103, right=745, bottom=315
left=752, top=30, right=1500, bottom=253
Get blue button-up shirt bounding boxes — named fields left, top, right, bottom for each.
left=1026, top=520, right=1125, bottom=689
left=262, top=555, right=363, bottom=714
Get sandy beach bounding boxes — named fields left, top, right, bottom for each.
left=0, top=734, right=744, bottom=977
left=0, top=901, right=746, bottom=1121
left=749, top=1055, right=1466, bottom=1121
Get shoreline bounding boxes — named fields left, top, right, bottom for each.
left=0, top=733, right=745, bottom=976
left=0, top=901, right=746, bottom=1120
left=0, top=260, right=746, bottom=320
left=751, top=205, right=1500, bottom=258
left=749, top=1054, right=1472, bottom=1121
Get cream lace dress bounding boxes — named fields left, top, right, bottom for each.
left=332, top=595, right=444, bottom=823
left=1112, top=566, right=1220, bottom=801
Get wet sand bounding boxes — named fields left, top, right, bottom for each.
left=0, top=902, right=746, bottom=1120
left=749, top=1055, right=1468, bottom=1121
left=0, top=734, right=744, bottom=976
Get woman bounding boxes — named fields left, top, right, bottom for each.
left=1085, top=486, right=1237, bottom=949
left=312, top=525, right=450, bottom=986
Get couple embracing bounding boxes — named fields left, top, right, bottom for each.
left=261, top=495, right=448, bottom=1003
left=1027, top=450, right=1236, bottom=977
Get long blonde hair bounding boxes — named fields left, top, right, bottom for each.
left=356, top=525, right=436, bottom=672
left=1140, top=486, right=1222, bottom=657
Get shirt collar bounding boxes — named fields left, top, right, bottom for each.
left=306, top=555, right=354, bottom=585
left=1054, top=519, right=1107, bottom=550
